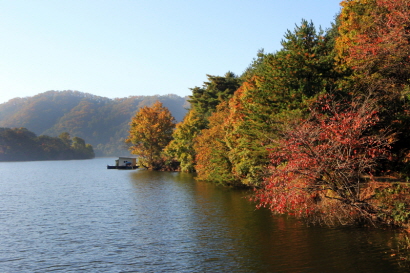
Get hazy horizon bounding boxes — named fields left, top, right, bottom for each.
left=0, top=89, right=190, bottom=104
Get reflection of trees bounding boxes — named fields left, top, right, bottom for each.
left=126, top=170, right=402, bottom=271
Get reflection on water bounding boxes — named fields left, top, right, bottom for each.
left=0, top=158, right=407, bottom=272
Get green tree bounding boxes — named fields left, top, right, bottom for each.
left=72, top=136, right=86, bottom=150
left=0, top=127, right=95, bottom=161
left=0, top=127, right=41, bottom=161
left=188, top=72, right=241, bottom=117
left=187, top=20, right=339, bottom=186
left=164, top=109, right=206, bottom=172
left=70, top=136, right=94, bottom=159
left=164, top=72, right=241, bottom=172
left=38, top=135, right=68, bottom=159
left=126, top=101, right=176, bottom=170
left=59, top=132, right=72, bottom=146
left=221, top=20, right=339, bottom=186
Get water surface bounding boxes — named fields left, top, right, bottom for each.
left=0, top=158, right=406, bottom=272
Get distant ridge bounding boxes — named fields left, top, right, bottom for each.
left=0, top=90, right=189, bottom=156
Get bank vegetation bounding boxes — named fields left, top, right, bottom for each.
left=126, top=0, right=410, bottom=229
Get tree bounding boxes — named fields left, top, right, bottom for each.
left=163, top=72, right=241, bottom=173
left=223, top=79, right=280, bottom=186
left=0, top=127, right=41, bottom=161
left=193, top=102, right=238, bottom=185
left=221, top=20, right=339, bottom=186
left=336, top=0, right=410, bottom=88
left=164, top=109, right=206, bottom=172
left=188, top=72, right=241, bottom=117
left=0, top=127, right=95, bottom=161
left=184, top=20, right=339, bottom=186
left=253, top=95, right=394, bottom=226
left=38, top=135, right=68, bottom=159
left=71, top=136, right=95, bottom=159
left=126, top=101, right=176, bottom=170
left=335, top=0, right=410, bottom=175
left=59, top=132, right=72, bottom=146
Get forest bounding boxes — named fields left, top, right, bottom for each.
left=0, top=91, right=188, bottom=156
left=126, top=0, right=410, bottom=228
left=0, top=128, right=94, bottom=161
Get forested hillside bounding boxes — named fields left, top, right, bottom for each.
left=0, top=128, right=95, bottom=161
left=0, top=91, right=189, bottom=156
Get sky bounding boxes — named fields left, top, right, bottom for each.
left=0, top=0, right=342, bottom=104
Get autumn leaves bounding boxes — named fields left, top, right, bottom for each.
left=125, top=101, right=176, bottom=170
left=126, top=0, right=410, bottom=226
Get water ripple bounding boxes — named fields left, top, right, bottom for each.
left=0, top=159, right=406, bottom=272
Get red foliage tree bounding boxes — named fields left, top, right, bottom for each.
left=336, top=0, right=410, bottom=174
left=253, top=95, right=394, bottom=225
left=337, top=0, right=410, bottom=87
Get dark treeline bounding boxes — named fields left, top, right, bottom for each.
left=0, top=91, right=188, bottom=156
left=0, top=128, right=94, bottom=161
left=126, top=0, right=410, bottom=228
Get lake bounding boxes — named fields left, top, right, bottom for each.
left=0, top=158, right=407, bottom=272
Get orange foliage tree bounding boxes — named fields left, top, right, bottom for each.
left=126, top=101, right=176, bottom=170
left=193, top=102, right=238, bottom=185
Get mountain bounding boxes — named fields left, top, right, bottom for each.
left=0, top=90, right=189, bottom=156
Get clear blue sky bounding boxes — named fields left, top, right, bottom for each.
left=0, top=0, right=342, bottom=104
